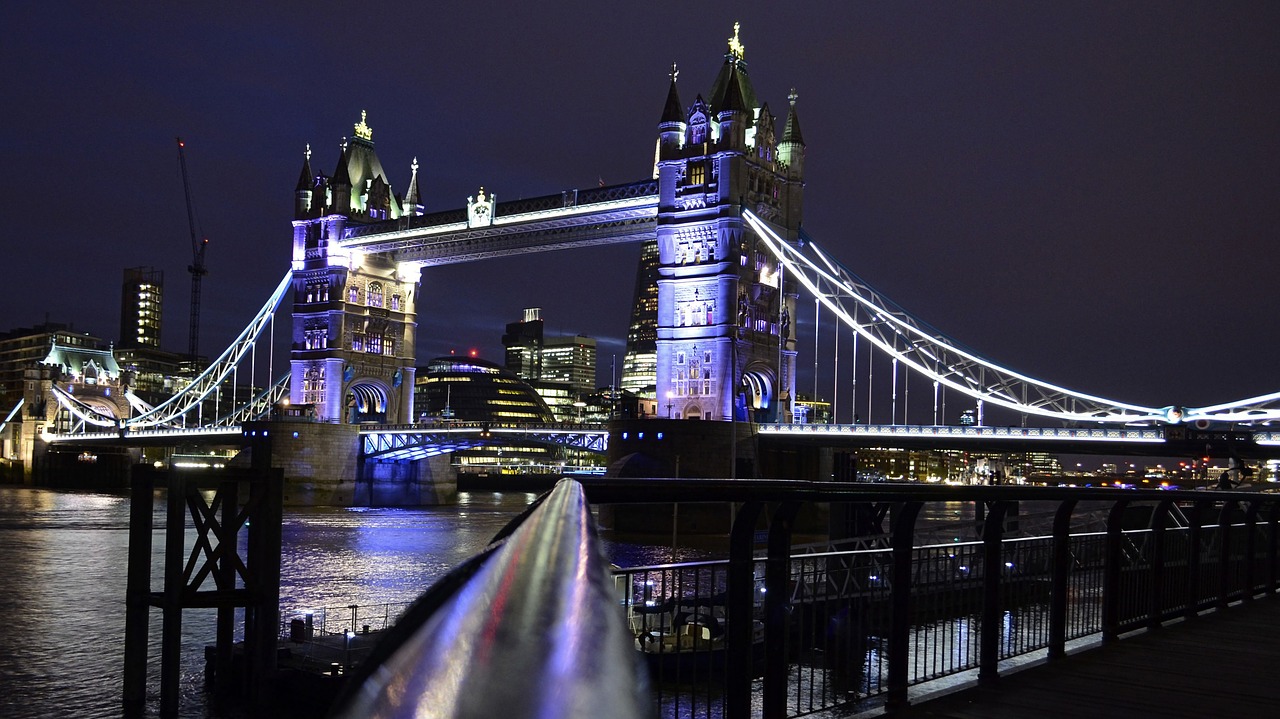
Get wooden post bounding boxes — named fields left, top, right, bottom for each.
left=160, top=471, right=187, bottom=717
left=122, top=467, right=155, bottom=716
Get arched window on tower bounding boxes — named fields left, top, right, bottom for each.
left=368, top=282, right=384, bottom=309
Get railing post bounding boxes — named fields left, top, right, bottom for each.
left=1148, top=500, right=1172, bottom=628
left=727, top=502, right=764, bottom=719
left=763, top=502, right=801, bottom=719
left=1048, top=499, right=1077, bottom=660
left=1244, top=500, right=1261, bottom=602
left=885, top=501, right=922, bottom=714
left=1218, top=500, right=1238, bottom=609
left=1269, top=503, right=1280, bottom=597
left=979, top=501, right=1009, bottom=686
left=1186, top=501, right=1206, bottom=618
left=1102, top=499, right=1130, bottom=643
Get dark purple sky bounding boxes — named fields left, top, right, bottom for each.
left=4, top=2, right=1278, bottom=416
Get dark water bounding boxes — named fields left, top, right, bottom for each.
left=0, top=486, right=701, bottom=719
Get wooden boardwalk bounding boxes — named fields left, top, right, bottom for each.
left=895, top=599, right=1280, bottom=718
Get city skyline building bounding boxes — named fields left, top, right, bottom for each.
left=119, top=267, right=163, bottom=350
left=502, top=307, right=544, bottom=381
left=541, top=335, right=596, bottom=396
left=620, top=239, right=659, bottom=397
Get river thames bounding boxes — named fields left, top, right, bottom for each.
left=0, top=484, right=701, bottom=718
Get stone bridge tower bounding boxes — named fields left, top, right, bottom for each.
left=288, top=112, right=422, bottom=424
left=654, top=24, right=805, bottom=423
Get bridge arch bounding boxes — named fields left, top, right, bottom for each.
left=346, top=379, right=389, bottom=424
left=740, top=363, right=775, bottom=422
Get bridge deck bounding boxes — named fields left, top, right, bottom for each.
left=892, top=600, right=1280, bottom=718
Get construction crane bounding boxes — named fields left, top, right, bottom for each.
left=176, top=137, right=209, bottom=361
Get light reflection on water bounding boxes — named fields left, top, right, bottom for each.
left=0, top=485, right=725, bottom=718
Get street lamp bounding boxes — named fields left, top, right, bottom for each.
left=666, top=391, right=674, bottom=419
left=572, top=400, right=586, bottom=423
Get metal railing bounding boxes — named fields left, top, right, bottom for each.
left=584, top=480, right=1280, bottom=718
left=326, top=479, right=1280, bottom=718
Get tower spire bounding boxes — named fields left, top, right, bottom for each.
left=660, top=62, right=684, bottom=124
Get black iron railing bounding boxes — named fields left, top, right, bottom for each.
left=586, top=480, right=1280, bottom=718
left=333, top=479, right=1280, bottom=719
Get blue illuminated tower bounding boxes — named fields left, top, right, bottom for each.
left=288, top=112, right=422, bottom=424
left=654, top=24, right=805, bottom=422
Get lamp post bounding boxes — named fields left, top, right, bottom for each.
left=666, top=391, right=673, bottom=419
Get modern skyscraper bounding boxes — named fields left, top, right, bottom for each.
left=119, top=267, right=163, bottom=349
left=541, top=335, right=597, bottom=396
left=502, top=307, right=544, bottom=380
left=620, top=240, right=659, bottom=397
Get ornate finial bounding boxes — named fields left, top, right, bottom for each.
left=340, top=136, right=348, bottom=151
left=304, top=143, right=311, bottom=162
left=788, top=88, right=798, bottom=106
left=477, top=186, right=486, bottom=202
left=728, top=21, right=745, bottom=60
left=670, top=62, right=679, bottom=83
left=353, top=110, right=373, bottom=141
left=411, top=157, right=419, bottom=173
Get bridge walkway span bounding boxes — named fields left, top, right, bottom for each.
left=892, top=599, right=1280, bottom=718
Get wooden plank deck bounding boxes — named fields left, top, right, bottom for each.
left=895, top=600, right=1280, bottom=718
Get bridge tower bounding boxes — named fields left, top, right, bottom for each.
left=289, top=112, right=422, bottom=424
left=654, top=24, right=804, bottom=422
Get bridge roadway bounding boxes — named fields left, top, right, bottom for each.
left=760, top=422, right=1280, bottom=458
left=46, top=421, right=1280, bottom=461
left=891, top=599, right=1280, bottom=718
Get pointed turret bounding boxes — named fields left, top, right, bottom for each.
left=294, top=144, right=314, bottom=219
left=708, top=22, right=759, bottom=113
left=331, top=139, right=351, bottom=215
left=779, top=88, right=806, bottom=178
left=660, top=63, right=684, bottom=125
left=657, top=63, right=687, bottom=166
left=403, top=157, right=424, bottom=217
left=716, top=61, right=749, bottom=151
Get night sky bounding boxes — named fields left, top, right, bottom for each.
left=4, top=2, right=1278, bottom=417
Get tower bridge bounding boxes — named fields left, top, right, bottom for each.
left=17, top=25, right=1280, bottom=491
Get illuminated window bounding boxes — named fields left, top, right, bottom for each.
left=306, top=282, right=329, bottom=303
left=302, top=366, right=326, bottom=404
left=348, top=286, right=359, bottom=303
left=390, top=294, right=401, bottom=311
left=368, top=282, right=384, bottom=308
left=687, top=162, right=706, bottom=186
left=305, top=328, right=328, bottom=349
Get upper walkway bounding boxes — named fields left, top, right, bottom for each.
left=891, top=599, right=1280, bottom=718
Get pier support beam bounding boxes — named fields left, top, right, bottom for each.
left=122, top=427, right=283, bottom=718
